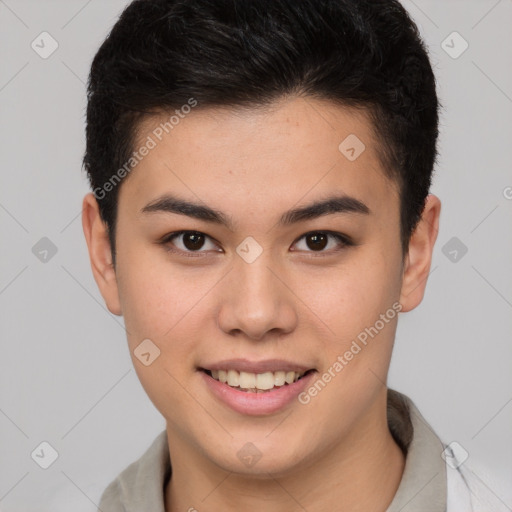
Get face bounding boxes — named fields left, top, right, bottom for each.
left=83, top=96, right=439, bottom=476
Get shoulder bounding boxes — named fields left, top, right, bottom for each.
left=96, top=430, right=170, bottom=512
left=388, top=390, right=510, bottom=512
left=448, top=462, right=511, bottom=512
left=97, top=478, right=124, bottom=512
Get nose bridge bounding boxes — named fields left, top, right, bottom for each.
left=217, top=250, right=297, bottom=340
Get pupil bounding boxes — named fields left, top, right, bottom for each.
left=184, top=232, right=204, bottom=250
left=307, top=233, right=327, bottom=251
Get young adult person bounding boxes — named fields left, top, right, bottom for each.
left=81, top=1, right=508, bottom=510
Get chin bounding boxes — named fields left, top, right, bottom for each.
left=208, top=435, right=313, bottom=478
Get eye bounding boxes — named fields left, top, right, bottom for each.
left=291, top=231, right=352, bottom=253
left=160, top=231, right=221, bottom=255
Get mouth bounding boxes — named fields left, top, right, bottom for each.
left=199, top=360, right=318, bottom=415
left=201, top=368, right=315, bottom=393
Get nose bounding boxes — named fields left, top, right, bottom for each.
left=217, top=254, right=298, bottom=341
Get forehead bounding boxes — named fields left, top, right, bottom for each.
left=120, top=96, right=398, bottom=219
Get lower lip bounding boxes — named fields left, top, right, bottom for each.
left=201, top=370, right=316, bottom=415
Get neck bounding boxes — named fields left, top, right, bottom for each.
left=165, top=387, right=405, bottom=512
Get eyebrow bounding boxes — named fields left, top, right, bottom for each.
left=141, top=193, right=370, bottom=229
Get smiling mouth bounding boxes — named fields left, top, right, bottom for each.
left=202, top=368, right=315, bottom=393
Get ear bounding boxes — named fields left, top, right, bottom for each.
left=81, top=193, right=122, bottom=316
left=399, top=194, right=441, bottom=312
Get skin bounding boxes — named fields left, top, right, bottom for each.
left=82, top=96, right=440, bottom=512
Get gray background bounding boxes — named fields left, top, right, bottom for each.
left=0, top=0, right=511, bottom=510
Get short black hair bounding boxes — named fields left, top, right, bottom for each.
left=84, top=0, right=439, bottom=265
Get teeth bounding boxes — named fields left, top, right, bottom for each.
left=239, top=371, right=256, bottom=389
left=208, top=369, right=307, bottom=391
left=274, top=371, right=286, bottom=386
left=285, top=371, right=296, bottom=384
left=227, top=369, right=239, bottom=387
left=256, top=372, right=275, bottom=390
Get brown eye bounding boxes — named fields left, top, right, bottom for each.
left=182, top=232, right=205, bottom=251
left=292, top=231, right=352, bottom=254
left=160, top=230, right=220, bottom=255
left=305, top=233, right=328, bottom=251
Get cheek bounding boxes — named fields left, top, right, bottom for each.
left=115, top=249, right=196, bottom=347
left=306, top=248, right=402, bottom=386
left=316, top=254, right=400, bottom=329
left=115, top=252, right=209, bottom=411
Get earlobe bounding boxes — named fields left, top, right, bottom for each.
left=399, top=194, right=441, bottom=312
left=81, top=193, right=122, bottom=316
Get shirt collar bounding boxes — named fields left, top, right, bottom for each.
left=386, top=389, right=447, bottom=512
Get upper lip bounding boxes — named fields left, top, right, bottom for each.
left=200, top=359, right=315, bottom=374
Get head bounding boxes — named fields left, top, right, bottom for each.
left=82, top=0, right=440, bottom=477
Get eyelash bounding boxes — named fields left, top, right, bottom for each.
left=159, top=230, right=354, bottom=258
